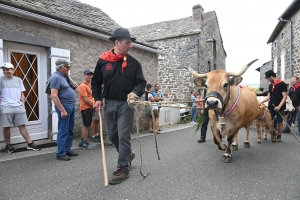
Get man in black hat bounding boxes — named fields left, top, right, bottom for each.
left=258, top=70, right=287, bottom=142
left=91, top=27, right=146, bottom=185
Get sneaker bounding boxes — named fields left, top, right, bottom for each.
left=90, top=135, right=101, bottom=143
left=56, top=154, right=71, bottom=161
left=82, top=141, right=95, bottom=150
left=6, top=144, right=16, bottom=153
left=282, top=129, right=290, bottom=133
left=292, top=123, right=295, bottom=127
left=66, top=151, right=78, bottom=156
left=27, top=143, right=41, bottom=151
left=129, top=151, right=135, bottom=168
left=78, top=139, right=84, bottom=147
left=108, top=166, right=129, bottom=185
left=109, top=143, right=114, bottom=148
left=276, top=135, right=281, bottom=142
left=198, top=138, right=206, bottom=143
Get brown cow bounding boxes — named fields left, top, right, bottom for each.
left=255, top=104, right=276, bottom=143
left=188, top=59, right=259, bottom=163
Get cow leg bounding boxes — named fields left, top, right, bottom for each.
left=256, top=122, right=261, bottom=143
left=232, top=134, right=238, bottom=151
left=223, top=133, right=235, bottom=163
left=243, top=126, right=251, bottom=148
left=263, top=127, right=267, bottom=141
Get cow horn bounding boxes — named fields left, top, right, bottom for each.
left=187, top=67, right=207, bottom=78
left=227, top=59, right=258, bottom=77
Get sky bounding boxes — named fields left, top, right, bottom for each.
left=81, top=0, right=293, bottom=85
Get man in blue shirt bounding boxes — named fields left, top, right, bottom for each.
left=50, top=58, right=78, bottom=161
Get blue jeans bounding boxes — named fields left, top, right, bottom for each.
left=284, top=107, right=300, bottom=132
left=200, top=113, right=209, bottom=139
left=55, top=105, right=75, bottom=157
left=103, top=99, right=134, bottom=171
left=191, top=107, right=197, bottom=122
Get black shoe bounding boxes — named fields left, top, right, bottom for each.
left=198, top=138, right=206, bottom=143
left=90, top=135, right=101, bottom=143
left=276, top=135, right=281, bottom=142
left=66, top=151, right=78, bottom=157
left=6, top=144, right=16, bottom=153
left=56, top=155, right=71, bottom=161
left=108, top=166, right=129, bottom=185
left=27, top=143, right=41, bottom=151
left=282, top=129, right=290, bottom=133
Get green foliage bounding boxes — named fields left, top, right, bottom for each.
left=179, top=115, right=190, bottom=124
left=195, top=114, right=203, bottom=133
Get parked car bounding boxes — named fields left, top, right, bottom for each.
left=170, top=103, right=190, bottom=117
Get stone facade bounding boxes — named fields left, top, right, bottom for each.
left=0, top=1, right=158, bottom=142
left=130, top=6, right=227, bottom=101
left=267, top=1, right=300, bottom=87
left=256, top=61, right=272, bottom=91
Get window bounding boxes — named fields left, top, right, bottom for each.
left=274, top=56, right=278, bottom=73
left=208, top=61, right=211, bottom=72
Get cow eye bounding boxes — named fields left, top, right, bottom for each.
left=223, top=83, right=228, bottom=88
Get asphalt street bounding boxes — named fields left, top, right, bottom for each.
left=0, top=125, right=300, bottom=200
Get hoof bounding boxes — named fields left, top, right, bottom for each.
left=257, top=140, right=261, bottom=144
left=222, top=156, right=232, bottom=163
left=264, top=138, right=267, bottom=141
left=243, top=142, right=250, bottom=148
left=232, top=145, right=238, bottom=151
left=272, top=140, right=276, bottom=143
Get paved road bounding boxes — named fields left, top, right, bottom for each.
left=0, top=125, right=300, bottom=200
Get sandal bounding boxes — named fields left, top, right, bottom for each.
left=149, top=130, right=154, bottom=133
left=158, top=127, right=162, bottom=131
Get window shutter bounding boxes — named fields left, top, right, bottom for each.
left=49, top=47, right=70, bottom=140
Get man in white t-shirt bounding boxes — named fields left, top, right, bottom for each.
left=0, top=62, right=41, bottom=153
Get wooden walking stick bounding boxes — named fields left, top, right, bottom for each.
left=99, top=110, right=108, bottom=187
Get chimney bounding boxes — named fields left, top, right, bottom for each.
left=192, top=4, right=204, bottom=32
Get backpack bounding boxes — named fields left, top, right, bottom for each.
left=45, top=73, right=75, bottom=95
left=188, top=95, right=193, bottom=107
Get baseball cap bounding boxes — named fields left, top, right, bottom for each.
left=84, top=69, right=94, bottom=75
left=0, top=62, right=14, bottom=69
left=55, top=58, right=72, bottom=66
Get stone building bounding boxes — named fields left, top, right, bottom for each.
left=266, top=0, right=300, bottom=87
left=129, top=5, right=227, bottom=101
left=255, top=61, right=272, bottom=91
left=0, top=0, right=161, bottom=147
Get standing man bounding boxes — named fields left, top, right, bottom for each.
left=259, top=70, right=287, bottom=142
left=152, top=83, right=164, bottom=131
left=198, top=90, right=209, bottom=143
left=78, top=69, right=101, bottom=149
left=92, top=27, right=146, bottom=185
left=50, top=58, right=78, bottom=161
left=283, top=76, right=300, bottom=133
left=0, top=63, right=41, bottom=153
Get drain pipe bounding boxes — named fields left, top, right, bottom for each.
left=279, top=17, right=292, bottom=86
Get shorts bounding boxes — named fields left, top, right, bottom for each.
left=0, top=105, right=28, bottom=127
left=81, top=108, right=99, bottom=127
left=268, top=109, right=284, bottom=123
left=152, top=110, right=159, bottom=118
left=0, top=113, right=28, bottom=127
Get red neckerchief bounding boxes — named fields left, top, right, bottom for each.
left=99, top=49, right=127, bottom=73
left=291, top=82, right=300, bottom=92
left=271, top=78, right=282, bottom=92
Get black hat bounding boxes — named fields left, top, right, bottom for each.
left=109, top=28, right=136, bottom=42
left=84, top=69, right=93, bottom=75
left=265, top=70, right=276, bottom=78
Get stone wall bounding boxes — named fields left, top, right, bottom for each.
left=147, top=11, right=226, bottom=102
left=0, top=13, right=157, bottom=137
left=258, top=61, right=272, bottom=91
left=271, top=10, right=300, bottom=85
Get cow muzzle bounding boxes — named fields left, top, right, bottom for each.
left=205, top=91, right=224, bottom=111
